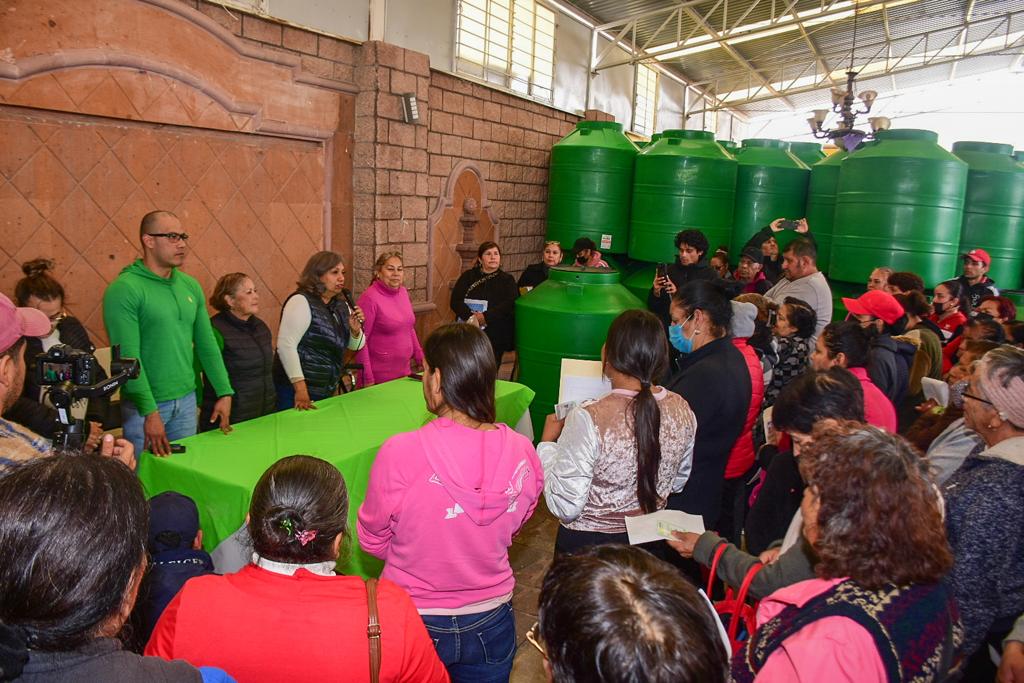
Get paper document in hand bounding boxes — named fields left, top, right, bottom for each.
left=921, top=377, right=950, bottom=408
left=558, top=358, right=611, bottom=404
left=624, top=510, right=706, bottom=545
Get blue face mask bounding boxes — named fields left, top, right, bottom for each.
left=669, top=315, right=695, bottom=354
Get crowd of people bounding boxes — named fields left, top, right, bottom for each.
left=1, top=206, right=1024, bottom=682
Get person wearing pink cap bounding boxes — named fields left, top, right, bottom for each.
left=0, top=293, right=54, bottom=473
left=956, top=248, right=999, bottom=309
left=843, top=290, right=916, bottom=406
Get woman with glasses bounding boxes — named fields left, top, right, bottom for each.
left=943, top=345, right=1024, bottom=680
left=7, top=258, right=108, bottom=449
left=354, top=251, right=424, bottom=386
left=517, top=240, right=563, bottom=292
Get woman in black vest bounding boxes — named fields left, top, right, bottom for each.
left=199, top=273, right=275, bottom=430
left=732, top=424, right=961, bottom=681
left=273, top=252, right=364, bottom=410
left=450, top=241, right=518, bottom=365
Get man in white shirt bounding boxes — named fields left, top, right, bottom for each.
left=764, top=237, right=833, bottom=337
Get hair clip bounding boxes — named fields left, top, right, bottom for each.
left=295, top=529, right=318, bottom=546
left=280, top=518, right=295, bottom=536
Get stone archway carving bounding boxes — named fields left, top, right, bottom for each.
left=420, top=160, right=499, bottom=337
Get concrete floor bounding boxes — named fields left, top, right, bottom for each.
left=508, top=502, right=557, bottom=683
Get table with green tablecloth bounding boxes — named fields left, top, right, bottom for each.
left=137, top=378, right=535, bottom=578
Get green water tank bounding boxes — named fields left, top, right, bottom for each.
left=628, top=130, right=737, bottom=262
left=1016, top=151, right=1024, bottom=162
left=718, top=140, right=739, bottom=153
left=546, top=121, right=638, bottom=255
left=623, top=263, right=657, bottom=302
left=803, top=150, right=847, bottom=275
left=952, top=141, right=1024, bottom=290
left=830, top=129, right=968, bottom=285
left=788, top=141, right=827, bottom=167
left=729, top=139, right=810, bottom=259
left=516, top=266, right=643, bottom=437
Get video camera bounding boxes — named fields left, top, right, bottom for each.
left=36, top=344, right=140, bottom=451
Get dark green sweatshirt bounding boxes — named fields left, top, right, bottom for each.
left=103, top=260, right=233, bottom=416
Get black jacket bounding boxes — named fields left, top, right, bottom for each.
left=450, top=266, right=518, bottom=355
left=132, top=547, right=214, bottom=648
left=665, top=335, right=752, bottom=528
left=201, top=311, right=275, bottom=429
left=745, top=446, right=803, bottom=555
left=955, top=275, right=998, bottom=309
left=647, top=260, right=718, bottom=326
left=516, top=262, right=550, bottom=290
left=5, top=317, right=111, bottom=436
left=868, top=334, right=916, bottom=406
left=16, top=638, right=200, bottom=682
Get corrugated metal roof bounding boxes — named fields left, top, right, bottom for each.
left=565, top=0, right=1022, bottom=115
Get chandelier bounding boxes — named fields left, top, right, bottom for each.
left=806, top=2, right=890, bottom=151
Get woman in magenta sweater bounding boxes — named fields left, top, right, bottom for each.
left=357, top=323, right=543, bottom=683
left=356, top=251, right=424, bottom=386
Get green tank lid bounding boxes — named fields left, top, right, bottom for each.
left=953, top=140, right=1024, bottom=289
left=516, top=266, right=643, bottom=438
left=718, top=140, right=738, bottom=151
left=629, top=129, right=737, bottom=262
left=788, top=141, right=827, bottom=167
left=546, top=120, right=639, bottom=255
left=803, top=150, right=848, bottom=275
left=830, top=128, right=967, bottom=285
left=729, top=139, right=810, bottom=258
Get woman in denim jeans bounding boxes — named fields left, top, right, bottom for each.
left=358, top=324, right=544, bottom=682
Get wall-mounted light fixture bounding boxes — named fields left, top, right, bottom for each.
left=400, top=93, right=419, bottom=124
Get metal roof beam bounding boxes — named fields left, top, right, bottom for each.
left=949, top=0, right=976, bottom=82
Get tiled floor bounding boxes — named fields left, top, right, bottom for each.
left=508, top=503, right=557, bottom=683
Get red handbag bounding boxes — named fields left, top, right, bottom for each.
left=706, top=542, right=765, bottom=652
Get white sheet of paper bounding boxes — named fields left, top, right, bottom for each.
left=921, top=377, right=950, bottom=408
left=558, top=358, right=611, bottom=404
left=624, top=510, right=706, bottom=545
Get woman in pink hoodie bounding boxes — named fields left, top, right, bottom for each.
left=357, top=323, right=543, bottom=683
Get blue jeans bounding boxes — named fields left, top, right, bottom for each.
left=122, top=391, right=197, bottom=455
left=420, top=603, right=516, bottom=683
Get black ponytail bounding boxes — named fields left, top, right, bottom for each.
left=605, top=310, right=669, bottom=513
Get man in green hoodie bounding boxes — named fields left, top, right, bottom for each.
left=103, top=211, right=234, bottom=456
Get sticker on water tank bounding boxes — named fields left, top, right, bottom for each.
left=600, top=234, right=612, bottom=250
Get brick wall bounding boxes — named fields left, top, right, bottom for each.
left=185, top=0, right=582, bottom=307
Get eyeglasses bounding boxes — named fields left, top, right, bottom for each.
left=962, top=391, right=994, bottom=407
left=525, top=622, right=546, bottom=658
left=146, top=232, right=190, bottom=242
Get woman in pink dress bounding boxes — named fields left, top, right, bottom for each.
left=356, top=251, right=424, bottom=386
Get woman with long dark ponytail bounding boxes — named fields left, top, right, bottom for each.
left=538, top=309, right=698, bottom=555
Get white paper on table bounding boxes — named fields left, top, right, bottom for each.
left=558, top=358, right=611, bottom=404
left=921, top=377, right=950, bottom=408
left=624, top=510, right=706, bottom=545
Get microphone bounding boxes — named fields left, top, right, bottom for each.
left=342, top=288, right=363, bottom=324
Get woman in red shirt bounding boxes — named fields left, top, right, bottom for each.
left=928, top=279, right=970, bottom=345
left=146, top=456, right=448, bottom=683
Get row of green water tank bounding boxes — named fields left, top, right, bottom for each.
left=545, top=122, right=1024, bottom=288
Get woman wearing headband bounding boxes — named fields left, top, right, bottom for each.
left=943, top=345, right=1024, bottom=680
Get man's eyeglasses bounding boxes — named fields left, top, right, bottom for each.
left=146, top=232, right=190, bottom=243
left=525, top=622, right=546, bottom=658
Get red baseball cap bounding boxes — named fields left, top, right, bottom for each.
left=842, top=290, right=905, bottom=325
left=0, top=293, right=51, bottom=354
left=963, top=249, right=991, bottom=267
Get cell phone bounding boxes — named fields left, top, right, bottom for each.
left=778, top=219, right=799, bottom=230
left=170, top=444, right=187, bottom=454
left=656, top=262, right=668, bottom=280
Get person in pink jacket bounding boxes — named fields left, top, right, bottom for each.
left=356, top=251, right=424, bottom=386
left=810, top=320, right=897, bottom=431
left=732, top=424, right=962, bottom=682
left=357, top=323, right=543, bottom=683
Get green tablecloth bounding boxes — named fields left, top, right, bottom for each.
left=137, top=379, right=535, bottom=578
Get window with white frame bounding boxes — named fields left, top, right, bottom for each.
left=456, top=0, right=555, bottom=102
left=634, top=63, right=658, bottom=136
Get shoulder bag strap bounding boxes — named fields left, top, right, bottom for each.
left=706, top=541, right=729, bottom=596
left=729, top=561, right=765, bottom=644
left=365, top=578, right=382, bottom=683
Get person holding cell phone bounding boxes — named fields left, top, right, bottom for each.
left=648, top=229, right=717, bottom=329
left=743, top=217, right=816, bottom=285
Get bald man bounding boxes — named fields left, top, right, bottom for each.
left=103, top=211, right=234, bottom=456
